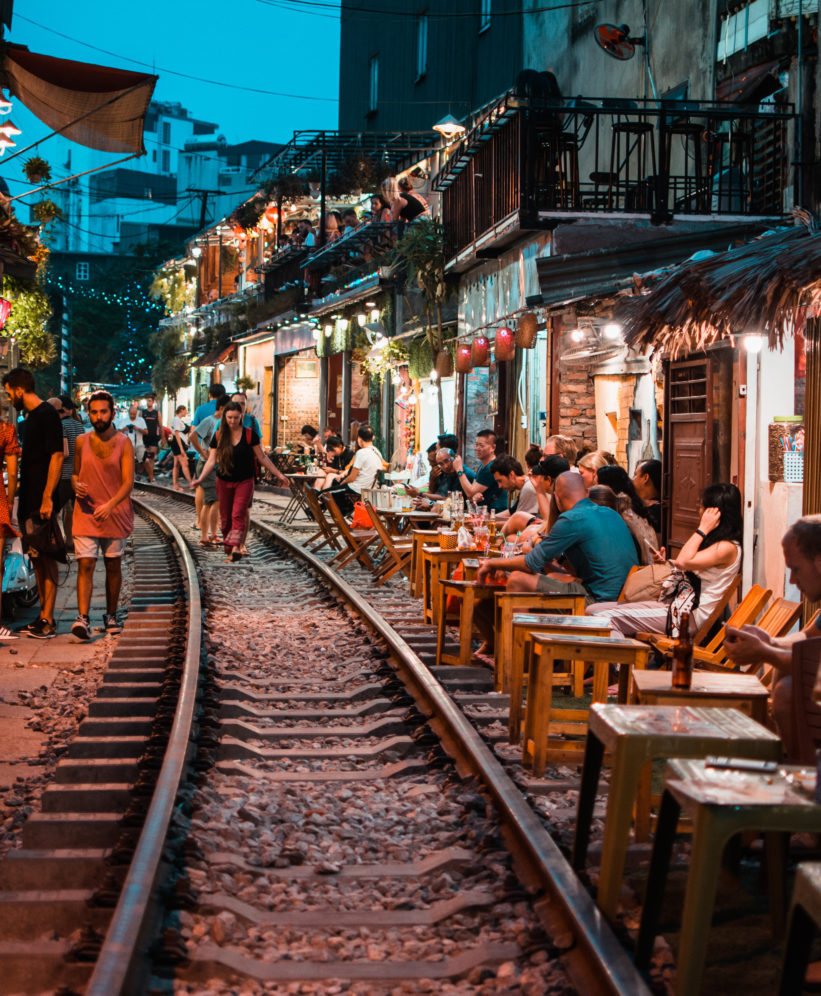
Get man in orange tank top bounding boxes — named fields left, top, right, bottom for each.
left=70, top=391, right=134, bottom=641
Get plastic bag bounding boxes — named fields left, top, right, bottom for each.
left=456, top=526, right=473, bottom=550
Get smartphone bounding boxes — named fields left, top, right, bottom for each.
left=705, top=756, right=778, bottom=774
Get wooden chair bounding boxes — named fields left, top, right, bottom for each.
left=790, top=637, right=821, bottom=764
left=302, top=486, right=342, bottom=555
left=323, top=495, right=379, bottom=572
left=684, top=583, right=774, bottom=671
left=738, top=598, right=802, bottom=685
left=634, top=574, right=744, bottom=655
left=363, top=501, right=413, bottom=584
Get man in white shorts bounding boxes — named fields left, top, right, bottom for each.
left=116, top=403, right=147, bottom=476
left=71, top=391, right=135, bottom=639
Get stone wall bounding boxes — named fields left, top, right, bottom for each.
left=557, top=364, right=597, bottom=450
left=275, top=351, right=320, bottom=448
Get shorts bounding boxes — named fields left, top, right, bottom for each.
left=196, top=459, right=217, bottom=505
left=55, top=479, right=75, bottom=512
left=74, top=535, right=127, bottom=559
left=535, top=573, right=592, bottom=604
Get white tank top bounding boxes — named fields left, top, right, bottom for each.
left=694, top=543, right=741, bottom=628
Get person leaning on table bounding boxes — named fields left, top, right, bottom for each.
left=725, top=514, right=821, bottom=759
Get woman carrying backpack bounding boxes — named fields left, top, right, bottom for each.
left=191, top=402, right=287, bottom=562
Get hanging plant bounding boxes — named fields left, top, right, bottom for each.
left=236, top=374, right=256, bottom=392
left=232, top=196, right=266, bottom=231
left=23, top=156, right=51, bottom=185
left=32, top=198, right=62, bottom=226
left=357, top=338, right=409, bottom=381
left=393, top=218, right=452, bottom=357
left=407, top=335, right=435, bottom=380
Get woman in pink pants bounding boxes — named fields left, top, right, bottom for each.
left=192, top=402, right=286, bottom=561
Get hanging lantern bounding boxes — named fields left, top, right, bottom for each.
left=0, top=297, right=11, bottom=330
left=471, top=334, right=490, bottom=367
left=435, top=348, right=454, bottom=378
left=516, top=311, right=539, bottom=348
left=264, top=204, right=278, bottom=226
left=494, top=326, right=515, bottom=362
left=455, top=343, right=473, bottom=374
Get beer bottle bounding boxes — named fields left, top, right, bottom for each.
left=671, top=611, right=693, bottom=691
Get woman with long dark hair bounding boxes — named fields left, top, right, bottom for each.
left=596, top=465, right=658, bottom=564
left=633, top=458, right=662, bottom=532
left=587, top=482, right=743, bottom=635
left=191, top=402, right=287, bottom=562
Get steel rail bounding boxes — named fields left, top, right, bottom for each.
left=133, top=483, right=650, bottom=995
left=84, top=498, right=202, bottom=996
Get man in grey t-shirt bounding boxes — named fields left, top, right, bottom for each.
left=190, top=393, right=228, bottom=545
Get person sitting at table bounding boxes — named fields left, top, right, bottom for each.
left=406, top=441, right=441, bottom=501
left=412, top=448, right=475, bottom=508
left=596, top=464, right=658, bottom=565
left=490, top=455, right=539, bottom=522
left=299, top=424, right=325, bottom=458
left=725, top=514, right=821, bottom=760
left=576, top=448, right=616, bottom=488
left=543, top=433, right=577, bottom=465
left=502, top=454, right=569, bottom=539
left=632, top=458, right=662, bottom=534
left=318, top=434, right=354, bottom=490
left=587, top=482, right=743, bottom=637
left=452, top=429, right=509, bottom=514
left=341, top=209, right=359, bottom=234
left=325, top=424, right=383, bottom=515
left=477, top=471, right=637, bottom=603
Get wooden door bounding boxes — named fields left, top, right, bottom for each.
left=664, top=357, right=713, bottom=555
left=262, top=366, right=273, bottom=447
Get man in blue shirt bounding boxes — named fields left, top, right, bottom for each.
left=193, top=383, right=226, bottom=425
left=477, top=472, right=637, bottom=601
left=452, top=429, right=508, bottom=513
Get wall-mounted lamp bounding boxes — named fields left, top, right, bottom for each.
left=432, top=114, right=466, bottom=140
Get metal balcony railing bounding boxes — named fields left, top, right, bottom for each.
left=433, top=91, right=797, bottom=262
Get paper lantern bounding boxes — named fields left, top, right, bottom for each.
left=494, top=326, right=515, bottom=362
left=435, top=348, right=454, bottom=377
left=0, top=297, right=11, bottom=330
left=471, top=335, right=490, bottom=367
left=455, top=343, right=473, bottom=374
left=516, top=311, right=539, bottom=348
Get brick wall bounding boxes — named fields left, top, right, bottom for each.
left=275, top=352, right=320, bottom=448
left=462, top=367, right=493, bottom=457
left=557, top=364, right=597, bottom=448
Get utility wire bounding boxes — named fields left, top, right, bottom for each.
left=257, top=0, right=604, bottom=18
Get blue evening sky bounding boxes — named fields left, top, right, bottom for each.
left=3, top=0, right=341, bottom=196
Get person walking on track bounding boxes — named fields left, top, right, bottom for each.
left=3, top=368, right=63, bottom=639
left=191, top=400, right=286, bottom=562
left=139, top=393, right=162, bottom=483
left=70, top=390, right=135, bottom=640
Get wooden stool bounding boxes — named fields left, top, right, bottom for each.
left=508, top=612, right=608, bottom=744
left=494, top=591, right=586, bottom=695
left=631, top=669, right=770, bottom=725
left=436, top=578, right=500, bottom=667
left=522, top=633, right=650, bottom=775
left=573, top=704, right=782, bottom=921
left=636, top=759, right=821, bottom=996
left=409, top=529, right=438, bottom=598
left=779, top=861, right=821, bottom=995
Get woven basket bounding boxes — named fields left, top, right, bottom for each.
left=435, top=348, right=454, bottom=377
left=516, top=311, right=538, bottom=348
left=438, top=531, right=459, bottom=549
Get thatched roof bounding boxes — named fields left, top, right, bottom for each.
left=619, top=213, right=821, bottom=356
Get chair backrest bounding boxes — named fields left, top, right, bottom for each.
left=303, top=487, right=340, bottom=549
left=324, top=494, right=362, bottom=549
left=701, top=582, right=770, bottom=654
left=790, top=638, right=821, bottom=763
left=363, top=500, right=402, bottom=560
left=757, top=597, right=803, bottom=639
left=692, top=574, right=743, bottom=646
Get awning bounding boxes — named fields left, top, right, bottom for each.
left=3, top=46, right=157, bottom=154
left=192, top=344, right=235, bottom=368
left=715, top=59, right=785, bottom=104
left=535, top=219, right=771, bottom=308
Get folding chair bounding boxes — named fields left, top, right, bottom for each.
left=323, top=494, right=379, bottom=572
left=302, top=486, right=342, bottom=555
left=635, top=575, right=743, bottom=655
left=363, top=501, right=412, bottom=584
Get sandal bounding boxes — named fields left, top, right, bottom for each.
left=199, top=539, right=211, bottom=548
left=230, top=550, right=242, bottom=563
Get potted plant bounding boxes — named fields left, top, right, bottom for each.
left=23, top=156, right=51, bottom=184
left=32, top=198, right=62, bottom=226
left=236, top=374, right=256, bottom=393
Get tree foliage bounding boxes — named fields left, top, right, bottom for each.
left=2, top=275, right=56, bottom=369
left=150, top=322, right=189, bottom=397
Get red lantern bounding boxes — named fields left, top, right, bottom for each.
left=455, top=343, right=473, bottom=374
left=0, top=297, right=11, bottom=330
left=494, top=326, right=515, bottom=362
left=471, top=334, right=490, bottom=367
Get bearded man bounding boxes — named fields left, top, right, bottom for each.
left=70, top=390, right=134, bottom=640
left=2, top=367, right=64, bottom=639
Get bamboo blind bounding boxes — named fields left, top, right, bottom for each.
left=802, top=317, right=820, bottom=624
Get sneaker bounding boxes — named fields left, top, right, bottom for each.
left=103, top=613, right=122, bottom=635
left=26, top=617, right=56, bottom=640
left=0, top=625, right=19, bottom=640
left=71, top=614, right=91, bottom=641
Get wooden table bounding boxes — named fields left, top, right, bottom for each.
left=420, top=546, right=479, bottom=624
left=636, top=759, right=821, bottom=995
left=631, top=669, right=770, bottom=725
left=436, top=578, right=503, bottom=667
left=278, top=473, right=323, bottom=524
left=508, top=612, right=609, bottom=743
left=573, top=704, right=782, bottom=921
left=409, top=529, right=439, bottom=598
left=522, top=633, right=650, bottom=774
left=378, top=508, right=443, bottom=536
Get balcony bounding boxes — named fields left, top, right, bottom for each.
left=433, top=90, right=797, bottom=266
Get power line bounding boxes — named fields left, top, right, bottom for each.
left=257, top=0, right=604, bottom=18
left=14, top=15, right=339, bottom=104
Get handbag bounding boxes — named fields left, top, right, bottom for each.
left=658, top=568, right=701, bottom=638
left=22, top=513, right=68, bottom=563
left=622, top=562, right=673, bottom=602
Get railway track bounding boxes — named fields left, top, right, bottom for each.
left=0, top=487, right=651, bottom=996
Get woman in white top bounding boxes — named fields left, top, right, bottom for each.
left=587, top=482, right=743, bottom=636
